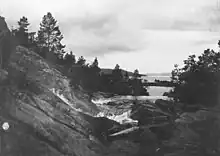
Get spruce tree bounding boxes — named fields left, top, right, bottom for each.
left=131, top=69, right=142, bottom=98
left=18, top=16, right=29, bottom=32
left=16, top=16, right=30, bottom=46
left=124, top=71, right=129, bottom=80
left=133, top=69, right=140, bottom=79
left=64, top=51, right=76, bottom=67
left=112, top=64, right=123, bottom=82
left=37, top=12, right=65, bottom=58
left=76, top=56, right=86, bottom=66
left=90, top=57, right=99, bottom=68
left=114, top=64, right=120, bottom=70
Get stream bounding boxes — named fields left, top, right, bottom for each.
left=92, top=91, right=172, bottom=124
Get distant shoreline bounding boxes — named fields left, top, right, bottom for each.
left=145, top=75, right=170, bottom=77
left=142, top=75, right=171, bottom=83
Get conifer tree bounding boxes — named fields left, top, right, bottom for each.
left=114, top=64, right=120, bottom=70
left=90, top=57, right=99, bottom=68
left=131, top=69, right=144, bottom=98
left=124, top=71, right=129, bottom=80
left=37, top=12, right=65, bottom=58
left=76, top=56, right=86, bottom=66
left=18, top=16, right=29, bottom=32
left=64, top=51, right=76, bottom=67
left=16, top=16, right=30, bottom=46
left=112, top=64, right=123, bottom=82
left=133, top=69, right=140, bottom=79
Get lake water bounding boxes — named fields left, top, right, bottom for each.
left=147, top=86, right=173, bottom=96
left=141, top=75, right=172, bottom=96
left=142, top=76, right=171, bottom=82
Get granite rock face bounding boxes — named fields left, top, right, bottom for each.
left=0, top=17, right=164, bottom=156
left=0, top=17, right=121, bottom=155
left=0, top=20, right=141, bottom=155
left=0, top=16, right=16, bottom=70
left=0, top=43, right=108, bottom=155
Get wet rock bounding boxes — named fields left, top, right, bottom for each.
left=106, top=101, right=117, bottom=106
left=81, top=113, right=121, bottom=145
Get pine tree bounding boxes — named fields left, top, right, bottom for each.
left=18, top=16, right=29, bottom=32
left=124, top=71, right=129, bottom=80
left=90, top=57, right=101, bottom=75
left=112, top=64, right=123, bottom=82
left=131, top=69, right=142, bottom=98
left=76, top=56, right=86, bottom=66
left=171, top=64, right=180, bottom=85
left=114, top=64, right=120, bottom=70
left=64, top=51, right=76, bottom=67
left=133, top=69, right=140, bottom=79
left=37, top=12, right=65, bottom=58
left=16, top=16, right=30, bottom=46
left=90, top=57, right=99, bottom=68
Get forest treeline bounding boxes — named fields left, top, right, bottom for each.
left=10, top=12, right=220, bottom=107
left=10, top=13, right=149, bottom=96
left=166, top=47, right=220, bottom=107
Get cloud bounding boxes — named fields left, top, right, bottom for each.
left=68, top=43, right=136, bottom=57
left=191, top=31, right=220, bottom=46
left=72, top=15, right=116, bottom=31
left=141, top=1, right=217, bottom=31
left=59, top=12, right=146, bottom=56
left=59, top=13, right=118, bottom=37
left=193, top=39, right=219, bottom=46
left=105, top=44, right=134, bottom=52
left=2, top=0, right=220, bottom=73
left=171, top=20, right=205, bottom=31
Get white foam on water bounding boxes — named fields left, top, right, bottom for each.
left=50, top=88, right=83, bottom=112
left=95, top=110, right=138, bottom=124
left=92, top=95, right=171, bottom=123
left=91, top=98, right=113, bottom=105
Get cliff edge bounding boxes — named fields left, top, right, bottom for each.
left=0, top=17, right=109, bottom=156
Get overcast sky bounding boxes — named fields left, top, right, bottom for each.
left=1, top=0, right=220, bottom=73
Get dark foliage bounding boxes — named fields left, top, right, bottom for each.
left=167, top=47, right=220, bottom=107
left=68, top=61, right=149, bottom=96
left=36, top=12, right=65, bottom=61
left=11, top=14, right=149, bottom=96
left=0, top=17, right=17, bottom=70
left=13, top=16, right=30, bottom=47
left=151, top=79, right=174, bottom=87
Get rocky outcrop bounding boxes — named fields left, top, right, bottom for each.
left=0, top=16, right=16, bottom=70
left=5, top=16, right=218, bottom=156
left=0, top=44, right=107, bottom=155
left=0, top=16, right=129, bottom=155
left=0, top=16, right=152, bottom=155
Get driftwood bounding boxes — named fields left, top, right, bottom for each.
left=109, top=122, right=170, bottom=137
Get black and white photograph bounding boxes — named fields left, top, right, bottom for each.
left=1, top=0, right=220, bottom=155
